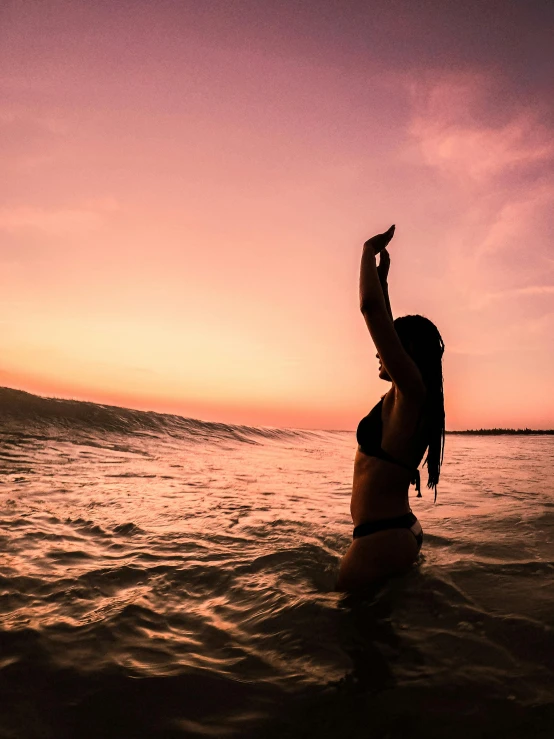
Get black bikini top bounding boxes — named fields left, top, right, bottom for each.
left=356, top=396, right=425, bottom=496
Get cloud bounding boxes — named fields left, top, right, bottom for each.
left=0, top=200, right=120, bottom=235
left=474, top=182, right=554, bottom=258
left=405, top=74, right=554, bottom=183
left=0, top=105, right=73, bottom=174
left=0, top=105, right=70, bottom=136
left=414, top=115, right=553, bottom=183
left=470, top=284, right=554, bottom=310
left=447, top=307, right=554, bottom=358
left=398, top=71, right=554, bottom=324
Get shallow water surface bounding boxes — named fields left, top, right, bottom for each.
left=1, top=389, right=553, bottom=738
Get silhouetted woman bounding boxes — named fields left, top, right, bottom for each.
left=336, top=225, right=445, bottom=591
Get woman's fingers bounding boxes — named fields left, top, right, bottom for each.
left=377, top=248, right=391, bottom=279
left=364, top=224, right=395, bottom=254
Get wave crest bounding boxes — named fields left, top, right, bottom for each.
left=0, top=386, right=310, bottom=445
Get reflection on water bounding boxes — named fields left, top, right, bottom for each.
left=1, top=388, right=553, bottom=737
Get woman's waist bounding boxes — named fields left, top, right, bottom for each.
left=351, top=496, right=412, bottom=526
left=355, top=445, right=420, bottom=475
left=353, top=453, right=416, bottom=490
left=351, top=465, right=413, bottom=523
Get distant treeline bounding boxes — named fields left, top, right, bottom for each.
left=447, top=429, right=554, bottom=435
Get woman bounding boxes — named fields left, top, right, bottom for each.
left=336, top=225, right=445, bottom=591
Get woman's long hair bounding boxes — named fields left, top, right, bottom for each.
left=393, top=315, right=445, bottom=502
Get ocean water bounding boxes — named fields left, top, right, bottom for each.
left=1, top=387, right=553, bottom=739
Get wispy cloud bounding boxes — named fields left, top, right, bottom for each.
left=473, top=182, right=554, bottom=258
left=469, top=285, right=554, bottom=310
left=405, top=73, right=554, bottom=183
left=0, top=200, right=120, bottom=235
left=400, top=72, right=554, bottom=320
left=447, top=308, right=554, bottom=358
left=0, top=105, right=71, bottom=136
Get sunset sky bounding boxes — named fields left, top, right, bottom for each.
left=1, top=0, right=553, bottom=430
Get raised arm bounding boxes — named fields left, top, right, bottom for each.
left=377, top=248, right=393, bottom=320
left=359, top=226, right=425, bottom=397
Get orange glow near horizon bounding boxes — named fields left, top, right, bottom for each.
left=1, top=2, right=553, bottom=430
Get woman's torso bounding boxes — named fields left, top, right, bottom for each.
left=351, top=388, right=429, bottom=525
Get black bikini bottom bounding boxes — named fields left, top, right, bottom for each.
left=353, top=511, right=423, bottom=552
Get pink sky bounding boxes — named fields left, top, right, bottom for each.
left=1, top=1, right=553, bottom=430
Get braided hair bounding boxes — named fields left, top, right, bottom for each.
left=393, top=315, right=445, bottom=502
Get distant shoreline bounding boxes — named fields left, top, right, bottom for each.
left=446, top=429, right=554, bottom=435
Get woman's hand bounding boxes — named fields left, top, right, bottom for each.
left=377, top=248, right=390, bottom=283
left=363, top=224, right=395, bottom=255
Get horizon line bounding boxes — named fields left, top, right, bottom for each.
left=1, top=385, right=553, bottom=435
